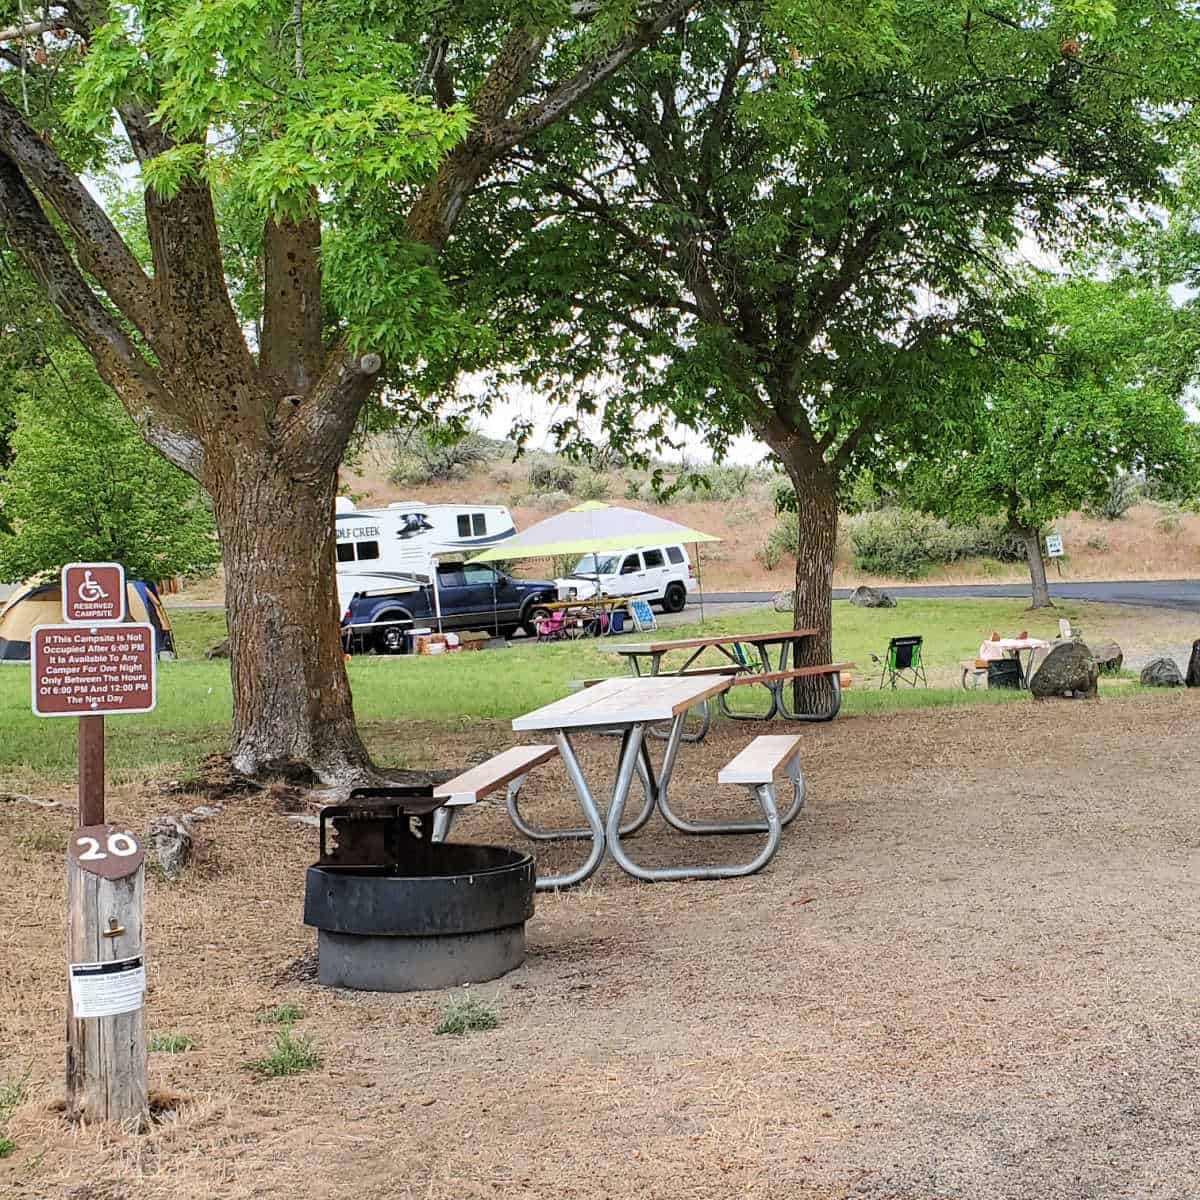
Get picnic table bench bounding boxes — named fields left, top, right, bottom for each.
left=433, top=676, right=810, bottom=888
left=603, top=630, right=854, bottom=740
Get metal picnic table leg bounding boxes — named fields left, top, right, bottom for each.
left=717, top=641, right=779, bottom=721
left=507, top=737, right=656, bottom=842
left=606, top=718, right=784, bottom=882
left=775, top=670, right=844, bottom=722
left=529, top=731, right=608, bottom=892
left=655, top=713, right=807, bottom=833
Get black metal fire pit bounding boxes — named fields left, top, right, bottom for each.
left=303, top=787, right=535, bottom=992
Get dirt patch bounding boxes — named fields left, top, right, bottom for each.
left=3, top=692, right=1200, bottom=1198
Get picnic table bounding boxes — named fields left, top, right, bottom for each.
left=510, top=674, right=804, bottom=886
left=604, top=630, right=849, bottom=740
left=983, top=637, right=1051, bottom=687
left=538, top=594, right=632, bottom=636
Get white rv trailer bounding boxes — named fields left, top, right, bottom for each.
left=334, top=500, right=516, bottom=612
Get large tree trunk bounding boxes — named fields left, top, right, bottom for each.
left=1020, top=525, right=1053, bottom=609
left=779, top=446, right=839, bottom=710
left=208, top=449, right=372, bottom=783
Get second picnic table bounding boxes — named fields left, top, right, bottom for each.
left=604, top=629, right=851, bottom=740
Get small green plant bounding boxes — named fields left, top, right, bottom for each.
left=1085, top=532, right=1110, bottom=553
left=245, top=1027, right=321, bottom=1077
left=0, top=1070, right=29, bottom=1158
left=256, top=1003, right=302, bottom=1026
left=435, top=996, right=499, bottom=1036
left=149, top=1031, right=195, bottom=1053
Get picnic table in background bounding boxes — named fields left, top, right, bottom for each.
left=601, top=630, right=852, bottom=740
left=510, top=674, right=805, bottom=886
left=979, top=636, right=1051, bottom=687
left=537, top=594, right=632, bottom=638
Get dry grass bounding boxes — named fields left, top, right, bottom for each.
left=4, top=692, right=1200, bottom=1197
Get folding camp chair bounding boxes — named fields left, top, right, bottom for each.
left=871, top=636, right=927, bottom=688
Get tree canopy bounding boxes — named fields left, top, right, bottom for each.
left=0, top=345, right=220, bottom=583
left=413, top=0, right=1200, bottom=666
left=0, top=0, right=703, bottom=781
left=901, top=275, right=1200, bottom=605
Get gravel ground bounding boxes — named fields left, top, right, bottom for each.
left=3, top=691, right=1200, bottom=1199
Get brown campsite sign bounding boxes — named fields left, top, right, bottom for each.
left=61, top=562, right=126, bottom=624
left=32, top=624, right=156, bottom=717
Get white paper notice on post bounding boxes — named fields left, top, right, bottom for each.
left=69, top=956, right=145, bottom=1018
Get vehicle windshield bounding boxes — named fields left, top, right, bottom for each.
left=571, top=553, right=621, bottom=576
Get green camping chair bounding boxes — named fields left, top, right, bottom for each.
left=871, top=636, right=927, bottom=689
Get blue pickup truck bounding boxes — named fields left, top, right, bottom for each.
left=342, top=562, right=558, bottom=653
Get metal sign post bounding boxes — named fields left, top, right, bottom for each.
left=31, top=564, right=156, bottom=1125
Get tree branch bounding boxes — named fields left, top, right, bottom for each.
left=0, top=91, right=159, bottom=338
left=494, top=0, right=695, bottom=151
left=0, top=153, right=202, bottom=477
left=279, top=342, right=382, bottom=475
left=406, top=0, right=695, bottom=249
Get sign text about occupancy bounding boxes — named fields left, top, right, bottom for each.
left=32, top=624, right=156, bottom=716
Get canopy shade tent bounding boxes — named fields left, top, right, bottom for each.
left=468, top=501, right=721, bottom=562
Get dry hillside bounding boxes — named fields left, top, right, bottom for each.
left=335, top=440, right=1200, bottom=593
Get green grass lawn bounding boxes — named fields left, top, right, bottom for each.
left=0, top=598, right=1124, bottom=780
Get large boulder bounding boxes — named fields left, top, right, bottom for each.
left=1140, top=657, right=1184, bottom=688
left=1187, top=639, right=1200, bottom=688
left=772, top=590, right=793, bottom=614
left=1029, top=642, right=1098, bottom=699
left=1090, top=640, right=1123, bottom=674
left=849, top=585, right=896, bottom=609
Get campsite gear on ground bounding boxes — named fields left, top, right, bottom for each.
left=628, top=597, right=657, bottom=632
left=0, top=579, right=174, bottom=662
left=979, top=636, right=1052, bottom=687
left=871, top=636, right=927, bottom=688
left=987, top=659, right=1023, bottom=689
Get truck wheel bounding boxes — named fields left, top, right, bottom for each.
left=523, top=606, right=552, bottom=637
left=662, top=583, right=687, bottom=613
left=375, top=619, right=409, bottom=655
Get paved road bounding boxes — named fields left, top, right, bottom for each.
left=692, top=579, right=1200, bottom=614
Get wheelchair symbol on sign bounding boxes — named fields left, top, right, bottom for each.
left=78, top=571, right=109, bottom=603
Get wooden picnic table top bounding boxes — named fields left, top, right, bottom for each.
left=541, top=595, right=632, bottom=611
left=513, top=673, right=733, bottom=732
left=606, top=629, right=819, bottom=656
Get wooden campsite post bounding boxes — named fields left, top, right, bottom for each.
left=32, top=563, right=157, bottom=1124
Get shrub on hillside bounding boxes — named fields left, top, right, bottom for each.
left=574, top=470, right=609, bottom=501
left=756, top=510, right=799, bottom=570
left=527, top=457, right=577, bottom=494
left=848, top=508, right=1024, bottom=578
left=1085, top=472, right=1141, bottom=521
left=390, top=430, right=495, bottom=485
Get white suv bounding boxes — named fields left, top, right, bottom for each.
left=556, top=544, right=696, bottom=612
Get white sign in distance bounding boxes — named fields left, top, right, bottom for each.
left=69, top=955, right=146, bottom=1018
left=1045, top=533, right=1065, bottom=558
